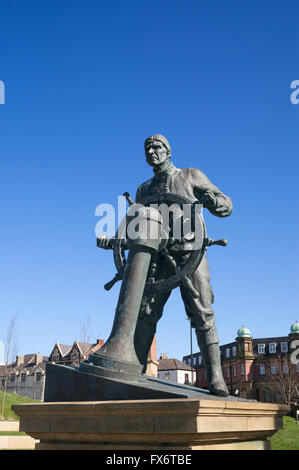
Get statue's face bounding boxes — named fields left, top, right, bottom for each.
left=145, top=140, right=169, bottom=167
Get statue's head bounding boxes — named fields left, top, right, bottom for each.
left=144, top=134, right=171, bottom=168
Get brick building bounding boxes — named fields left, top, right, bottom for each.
left=183, top=321, right=299, bottom=403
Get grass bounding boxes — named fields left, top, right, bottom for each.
left=0, top=391, right=39, bottom=420
left=0, top=431, right=27, bottom=436
left=269, top=416, right=299, bottom=450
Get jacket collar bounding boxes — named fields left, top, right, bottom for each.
left=153, top=160, right=177, bottom=177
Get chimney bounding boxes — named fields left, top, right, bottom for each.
left=16, top=356, right=24, bottom=367
left=160, top=353, right=168, bottom=360
left=34, top=354, right=43, bottom=365
left=96, top=339, right=104, bottom=347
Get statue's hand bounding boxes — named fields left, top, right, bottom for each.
left=199, top=191, right=217, bottom=209
left=97, top=235, right=112, bottom=250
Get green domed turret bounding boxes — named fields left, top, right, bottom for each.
left=290, top=321, right=299, bottom=334
left=237, top=326, right=252, bottom=338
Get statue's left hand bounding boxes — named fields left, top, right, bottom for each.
left=199, top=191, right=217, bottom=209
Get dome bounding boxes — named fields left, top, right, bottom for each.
left=237, top=325, right=252, bottom=338
left=290, top=321, right=299, bottom=334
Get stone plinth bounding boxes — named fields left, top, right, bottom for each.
left=12, top=398, right=288, bottom=450
left=0, top=435, right=37, bottom=450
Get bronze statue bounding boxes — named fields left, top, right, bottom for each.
left=97, top=134, right=232, bottom=397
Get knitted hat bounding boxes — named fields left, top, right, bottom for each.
left=144, top=134, right=171, bottom=155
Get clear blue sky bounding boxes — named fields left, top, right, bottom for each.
left=0, top=0, right=298, bottom=361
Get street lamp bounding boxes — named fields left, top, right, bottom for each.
left=186, top=318, right=195, bottom=385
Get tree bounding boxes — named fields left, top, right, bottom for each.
left=79, top=315, right=92, bottom=345
left=78, top=315, right=102, bottom=346
left=265, top=353, right=299, bottom=406
left=0, top=315, right=18, bottom=419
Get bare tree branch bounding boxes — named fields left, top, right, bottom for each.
left=264, top=353, right=298, bottom=406
left=1, top=315, right=18, bottom=419
left=79, top=316, right=92, bottom=345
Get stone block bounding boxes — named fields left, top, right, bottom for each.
left=12, top=398, right=289, bottom=450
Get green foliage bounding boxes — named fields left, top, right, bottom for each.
left=0, top=391, right=38, bottom=420
left=269, top=416, right=299, bottom=450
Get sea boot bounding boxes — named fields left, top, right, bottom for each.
left=134, top=317, right=157, bottom=374
left=195, top=326, right=229, bottom=397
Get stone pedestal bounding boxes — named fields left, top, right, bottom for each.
left=12, top=398, right=288, bottom=450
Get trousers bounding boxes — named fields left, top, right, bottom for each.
left=134, top=253, right=219, bottom=370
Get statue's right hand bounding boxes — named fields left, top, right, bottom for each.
left=97, top=235, right=112, bottom=250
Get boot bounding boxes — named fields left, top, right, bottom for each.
left=195, top=326, right=229, bottom=397
left=134, top=317, right=157, bottom=374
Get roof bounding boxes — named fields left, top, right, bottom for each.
left=0, top=362, right=46, bottom=377
left=252, top=336, right=289, bottom=344
left=57, top=343, right=72, bottom=356
left=158, top=358, right=195, bottom=372
left=291, top=321, right=299, bottom=333
left=76, top=342, right=94, bottom=354
left=237, top=326, right=252, bottom=338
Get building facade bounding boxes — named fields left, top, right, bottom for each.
left=48, top=339, right=104, bottom=366
left=0, top=354, right=48, bottom=401
left=0, top=335, right=158, bottom=402
left=183, top=322, right=299, bottom=403
left=158, top=354, right=196, bottom=385
left=0, top=339, right=105, bottom=402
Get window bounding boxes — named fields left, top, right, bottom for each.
left=184, top=374, right=190, bottom=384
left=282, top=364, right=288, bottom=374
left=271, top=364, right=277, bottom=375
left=36, top=372, right=42, bottom=382
left=193, top=357, right=197, bottom=366
left=165, top=372, right=169, bottom=380
left=10, top=374, right=15, bottom=382
left=281, top=342, right=288, bottom=353
left=52, top=355, right=59, bottom=362
left=264, top=390, right=272, bottom=402
left=296, top=363, right=299, bottom=373
left=232, top=346, right=237, bottom=357
left=226, top=367, right=230, bottom=378
left=233, top=365, right=237, bottom=377
left=198, top=356, right=202, bottom=365
left=259, top=363, right=265, bottom=375
left=226, top=348, right=230, bottom=359
left=21, top=373, right=26, bottom=382
left=258, top=344, right=265, bottom=355
left=269, top=343, right=276, bottom=354
left=241, top=363, right=245, bottom=376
